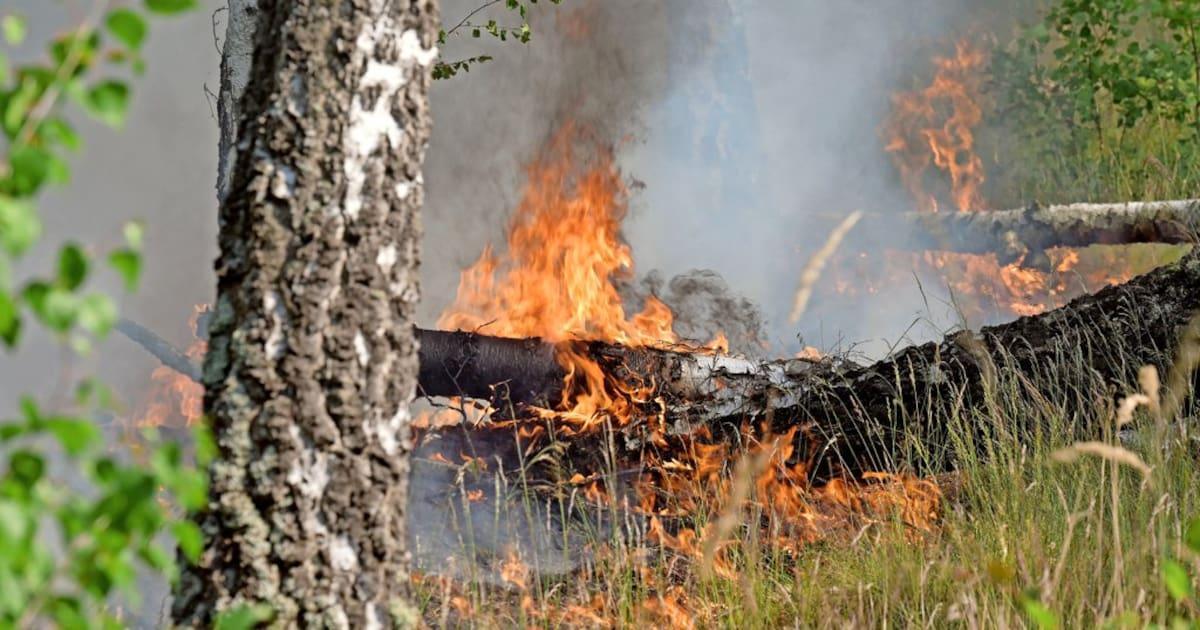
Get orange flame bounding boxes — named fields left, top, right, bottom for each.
left=133, top=305, right=208, bottom=429
left=432, top=120, right=944, bottom=621
left=873, top=38, right=1138, bottom=321
left=438, top=123, right=674, bottom=347
left=884, top=39, right=988, bottom=213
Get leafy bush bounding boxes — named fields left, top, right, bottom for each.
left=988, top=0, right=1200, bottom=203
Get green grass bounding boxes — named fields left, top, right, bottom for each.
left=412, top=320, right=1200, bottom=628
left=985, top=111, right=1200, bottom=207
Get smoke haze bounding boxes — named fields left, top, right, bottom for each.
left=0, top=0, right=1032, bottom=618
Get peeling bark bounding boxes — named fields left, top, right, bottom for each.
left=173, top=0, right=439, bottom=627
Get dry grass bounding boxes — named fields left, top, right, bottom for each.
left=412, top=316, right=1200, bottom=628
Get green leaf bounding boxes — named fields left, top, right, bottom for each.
left=57, top=243, right=89, bottom=291
left=0, top=500, right=29, bottom=540
left=0, top=291, right=19, bottom=348
left=83, top=81, right=129, bottom=128
left=46, top=596, right=87, bottom=629
left=6, top=145, right=55, bottom=197
left=49, top=31, right=100, bottom=77
left=172, top=520, right=203, bottom=564
left=144, top=0, right=199, bottom=15
left=107, top=249, right=141, bottom=291
left=39, top=118, right=82, bottom=151
left=25, top=286, right=78, bottom=333
left=8, top=450, right=45, bottom=488
left=43, top=417, right=100, bottom=455
left=193, top=423, right=217, bottom=467
left=0, top=196, right=41, bottom=256
left=1186, top=517, right=1200, bottom=553
left=3, top=77, right=39, bottom=135
left=1162, top=558, right=1193, bottom=602
left=123, top=221, right=144, bottom=250
left=171, top=468, right=208, bottom=512
left=76, top=293, right=116, bottom=337
left=214, top=603, right=274, bottom=630
left=1, top=14, right=26, bottom=46
left=106, top=9, right=148, bottom=50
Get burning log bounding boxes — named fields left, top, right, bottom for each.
left=422, top=250, right=1200, bottom=475
left=884, top=199, right=1200, bottom=262
left=118, top=249, right=1200, bottom=475
left=773, top=247, right=1200, bottom=473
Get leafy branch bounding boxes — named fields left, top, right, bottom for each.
left=0, top=0, right=204, bottom=625
left=433, top=0, right=564, bottom=80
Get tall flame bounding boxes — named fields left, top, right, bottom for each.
left=884, top=39, right=988, bottom=213
left=438, top=123, right=675, bottom=347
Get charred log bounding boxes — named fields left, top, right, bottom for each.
left=882, top=199, right=1200, bottom=262
left=421, top=251, right=1200, bottom=476
left=416, top=329, right=565, bottom=408
left=120, top=251, right=1200, bottom=477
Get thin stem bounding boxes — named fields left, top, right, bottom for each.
left=445, top=0, right=503, bottom=38
left=14, top=0, right=108, bottom=148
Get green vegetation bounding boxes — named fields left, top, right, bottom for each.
left=0, top=3, right=207, bottom=626
left=1, top=0, right=1197, bottom=626
left=987, top=0, right=1200, bottom=205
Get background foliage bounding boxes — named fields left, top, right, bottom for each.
left=987, top=0, right=1200, bottom=204
left=0, top=1, right=207, bottom=626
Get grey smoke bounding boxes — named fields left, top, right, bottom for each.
left=0, top=0, right=1040, bottom=618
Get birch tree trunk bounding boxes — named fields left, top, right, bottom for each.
left=173, top=0, right=439, bottom=626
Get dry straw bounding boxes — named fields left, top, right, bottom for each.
left=789, top=210, right=863, bottom=324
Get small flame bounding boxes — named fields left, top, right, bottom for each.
left=132, top=304, right=208, bottom=429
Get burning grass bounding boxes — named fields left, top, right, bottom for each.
left=410, top=329, right=1200, bottom=628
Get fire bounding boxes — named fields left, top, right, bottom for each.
left=438, top=123, right=686, bottom=434
left=875, top=39, right=1136, bottom=321
left=438, top=123, right=674, bottom=347
left=132, top=304, right=208, bottom=429
left=884, top=39, right=987, bottom=214
left=434, top=121, right=944, bottom=622
left=640, top=425, right=941, bottom=565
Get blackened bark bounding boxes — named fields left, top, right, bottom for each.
left=416, top=329, right=566, bottom=408
left=779, top=248, right=1200, bottom=475
left=174, top=0, right=439, bottom=627
left=427, top=251, right=1200, bottom=477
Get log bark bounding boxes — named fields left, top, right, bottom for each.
left=173, top=0, right=439, bottom=627
left=422, top=251, right=1200, bottom=475
left=880, top=199, right=1200, bottom=261
left=128, top=251, right=1200, bottom=480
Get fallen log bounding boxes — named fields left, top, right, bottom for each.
left=115, top=318, right=203, bottom=382
left=879, top=199, right=1200, bottom=261
left=419, top=251, right=1200, bottom=475
left=118, top=248, right=1200, bottom=475
left=769, top=247, right=1200, bottom=474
